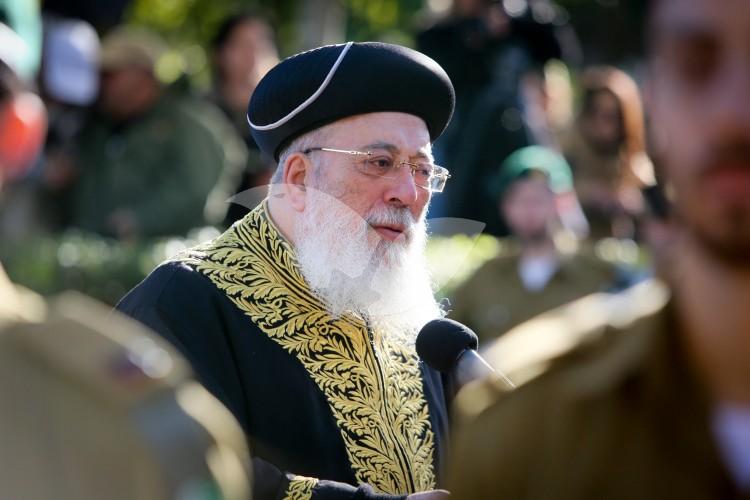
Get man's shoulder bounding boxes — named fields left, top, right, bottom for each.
left=117, top=217, right=262, bottom=316
left=117, top=258, right=220, bottom=314
left=461, top=280, right=670, bottom=418
left=459, top=244, right=520, bottom=283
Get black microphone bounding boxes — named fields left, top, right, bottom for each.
left=416, top=318, right=514, bottom=389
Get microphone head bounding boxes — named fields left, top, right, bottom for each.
left=416, top=318, right=479, bottom=373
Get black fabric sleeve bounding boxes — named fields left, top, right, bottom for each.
left=116, top=264, right=407, bottom=500
left=250, top=457, right=406, bottom=500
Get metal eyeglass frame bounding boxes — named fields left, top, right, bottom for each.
left=302, top=147, right=451, bottom=193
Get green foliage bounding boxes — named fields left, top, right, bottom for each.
left=1, top=228, right=220, bottom=305
left=2, top=228, right=503, bottom=306
left=128, top=0, right=297, bottom=48
left=126, top=0, right=300, bottom=87
left=125, top=0, right=428, bottom=88
left=342, top=0, right=425, bottom=46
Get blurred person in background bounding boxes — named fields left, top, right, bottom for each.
left=417, top=0, right=579, bottom=234
left=2, top=14, right=103, bottom=240
left=449, top=145, right=627, bottom=345
left=447, top=0, right=750, bottom=498
left=0, top=21, right=251, bottom=500
left=474, top=183, right=673, bottom=391
left=209, top=11, right=279, bottom=226
left=562, top=66, right=656, bottom=240
left=62, top=26, right=244, bottom=240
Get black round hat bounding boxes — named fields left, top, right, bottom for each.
left=247, top=41, right=455, bottom=160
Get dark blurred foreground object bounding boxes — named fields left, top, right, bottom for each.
left=0, top=274, right=252, bottom=500
left=448, top=281, right=744, bottom=499
left=0, top=21, right=251, bottom=499
left=446, top=0, right=750, bottom=497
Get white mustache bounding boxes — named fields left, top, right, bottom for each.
left=365, top=208, right=417, bottom=229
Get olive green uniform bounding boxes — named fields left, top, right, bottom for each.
left=449, top=243, right=621, bottom=345
left=447, top=281, right=746, bottom=500
left=70, top=91, right=245, bottom=237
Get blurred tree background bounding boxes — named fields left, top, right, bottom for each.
left=18, top=0, right=649, bottom=305
left=43, top=0, right=647, bottom=88
left=128, top=0, right=646, bottom=75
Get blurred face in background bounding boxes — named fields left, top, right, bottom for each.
left=215, top=19, right=277, bottom=85
left=651, top=0, right=750, bottom=265
left=502, top=176, right=557, bottom=243
left=582, top=89, right=624, bottom=154
left=98, top=66, right=158, bottom=121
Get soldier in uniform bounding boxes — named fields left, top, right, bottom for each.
left=64, top=27, right=245, bottom=239
left=447, top=0, right=750, bottom=498
left=449, top=146, right=627, bottom=345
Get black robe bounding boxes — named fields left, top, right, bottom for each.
left=117, top=202, right=452, bottom=500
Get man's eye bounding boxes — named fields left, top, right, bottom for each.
left=667, top=38, right=719, bottom=88
left=367, top=157, right=394, bottom=170
left=414, top=164, right=434, bottom=179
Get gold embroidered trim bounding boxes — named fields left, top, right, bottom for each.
left=283, top=476, right=318, bottom=500
left=176, top=202, right=436, bottom=494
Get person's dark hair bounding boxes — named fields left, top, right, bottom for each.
left=579, top=66, right=647, bottom=163
left=211, top=10, right=275, bottom=51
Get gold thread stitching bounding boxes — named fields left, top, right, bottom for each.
left=283, top=476, right=318, bottom=500
left=176, top=203, right=436, bottom=494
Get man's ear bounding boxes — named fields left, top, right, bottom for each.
left=282, top=152, right=309, bottom=212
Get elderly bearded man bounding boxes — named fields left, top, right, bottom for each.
left=118, top=42, right=455, bottom=500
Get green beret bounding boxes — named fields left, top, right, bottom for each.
left=491, top=146, right=574, bottom=198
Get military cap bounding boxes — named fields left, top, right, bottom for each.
left=100, top=27, right=166, bottom=72
left=491, top=145, right=574, bottom=198
left=247, top=41, right=455, bottom=160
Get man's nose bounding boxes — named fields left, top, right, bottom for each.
left=384, top=162, right=420, bottom=207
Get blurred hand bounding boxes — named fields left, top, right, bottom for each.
left=406, top=490, right=450, bottom=499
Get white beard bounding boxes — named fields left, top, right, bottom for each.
left=293, top=187, right=443, bottom=347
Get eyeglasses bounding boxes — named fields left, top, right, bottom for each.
left=303, top=147, right=451, bottom=193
